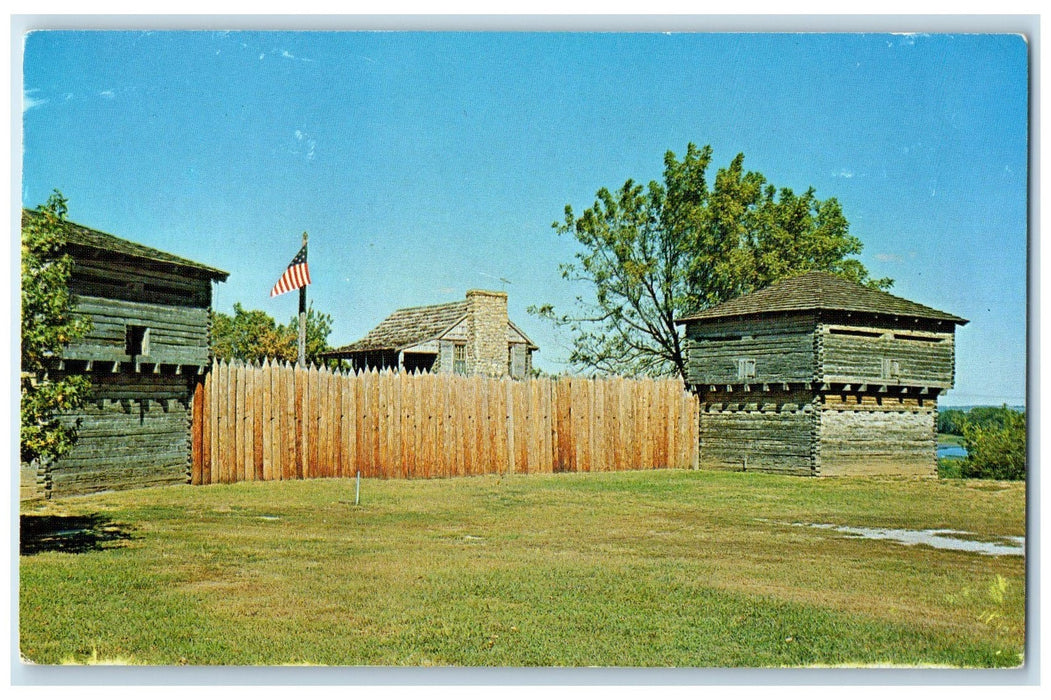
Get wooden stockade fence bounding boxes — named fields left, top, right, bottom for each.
left=190, top=361, right=699, bottom=485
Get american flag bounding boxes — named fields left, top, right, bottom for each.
left=269, top=243, right=311, bottom=297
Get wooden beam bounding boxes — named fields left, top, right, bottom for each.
left=85, top=359, right=94, bottom=372
left=111, top=361, right=120, bottom=373
left=878, top=385, right=888, bottom=393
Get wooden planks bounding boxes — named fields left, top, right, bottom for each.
left=193, top=362, right=699, bottom=485
left=46, top=372, right=196, bottom=497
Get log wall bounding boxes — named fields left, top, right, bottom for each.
left=70, top=254, right=213, bottom=308
left=816, top=395, right=937, bottom=476
left=684, top=312, right=817, bottom=386
left=698, top=386, right=817, bottom=475
left=817, top=323, right=956, bottom=388
left=63, top=295, right=211, bottom=366
left=46, top=371, right=197, bottom=497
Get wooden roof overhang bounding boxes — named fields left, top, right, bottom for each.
left=69, top=242, right=229, bottom=284
left=22, top=209, right=229, bottom=282
left=44, top=356, right=210, bottom=377
left=675, top=270, right=968, bottom=327
left=321, top=313, right=469, bottom=359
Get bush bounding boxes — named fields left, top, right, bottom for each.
left=937, top=408, right=969, bottom=436
left=961, top=407, right=1026, bottom=480
left=937, top=458, right=963, bottom=479
left=21, top=191, right=92, bottom=465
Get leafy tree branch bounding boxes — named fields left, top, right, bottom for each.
left=21, top=191, right=92, bottom=465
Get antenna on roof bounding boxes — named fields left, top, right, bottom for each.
left=478, top=271, right=512, bottom=289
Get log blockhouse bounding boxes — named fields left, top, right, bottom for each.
left=676, top=271, right=968, bottom=476
left=21, top=210, right=228, bottom=498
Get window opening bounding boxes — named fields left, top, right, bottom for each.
left=453, top=343, right=467, bottom=375
left=894, top=333, right=942, bottom=343
left=126, top=325, right=149, bottom=357
left=829, top=328, right=882, bottom=339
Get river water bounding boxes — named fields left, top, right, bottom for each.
left=937, top=444, right=968, bottom=459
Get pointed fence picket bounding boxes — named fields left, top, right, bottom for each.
left=191, top=362, right=699, bottom=485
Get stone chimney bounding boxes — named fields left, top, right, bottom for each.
left=465, top=289, right=509, bottom=377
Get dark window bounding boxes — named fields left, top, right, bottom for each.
left=829, top=328, right=883, bottom=339
left=403, top=353, right=436, bottom=374
left=894, top=333, right=943, bottom=343
left=126, top=325, right=149, bottom=357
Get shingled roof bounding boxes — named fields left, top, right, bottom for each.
left=327, top=300, right=471, bottom=354
left=22, top=209, right=229, bottom=280
left=676, top=270, right=968, bottom=325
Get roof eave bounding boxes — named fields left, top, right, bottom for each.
left=677, top=306, right=968, bottom=326
left=70, top=241, right=230, bottom=281
left=507, top=320, right=539, bottom=350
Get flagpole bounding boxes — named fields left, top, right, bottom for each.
left=298, top=231, right=308, bottom=367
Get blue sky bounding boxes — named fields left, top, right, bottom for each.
left=20, top=30, right=1029, bottom=406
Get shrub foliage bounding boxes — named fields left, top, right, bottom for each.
left=960, top=406, right=1027, bottom=480
left=210, top=302, right=338, bottom=367
left=21, top=191, right=92, bottom=465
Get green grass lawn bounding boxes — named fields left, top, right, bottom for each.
left=19, top=470, right=1026, bottom=667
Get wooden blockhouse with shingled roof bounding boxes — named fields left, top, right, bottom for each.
left=21, top=210, right=228, bottom=498
left=323, top=290, right=537, bottom=378
left=676, top=271, right=968, bottom=476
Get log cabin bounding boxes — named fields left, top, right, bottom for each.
left=21, top=210, right=228, bottom=498
left=676, top=271, right=968, bottom=476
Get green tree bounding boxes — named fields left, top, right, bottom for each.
left=20, top=191, right=92, bottom=465
left=961, top=406, right=1026, bottom=480
left=937, top=408, right=969, bottom=435
left=965, top=406, right=1019, bottom=433
left=210, top=303, right=292, bottom=364
left=288, top=305, right=336, bottom=366
left=210, top=302, right=337, bottom=367
left=532, top=143, right=890, bottom=381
